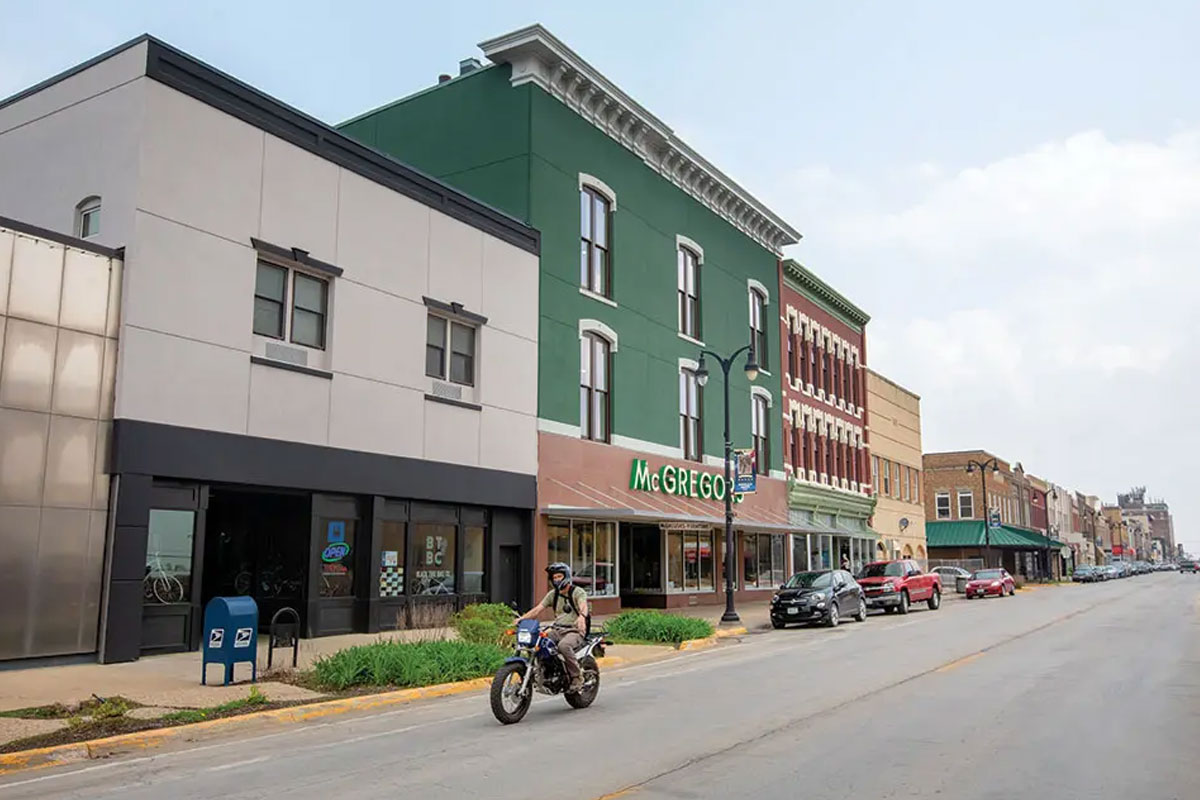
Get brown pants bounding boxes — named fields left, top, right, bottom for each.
left=546, top=628, right=584, bottom=686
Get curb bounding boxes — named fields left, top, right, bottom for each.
left=0, top=652, right=645, bottom=776
left=677, top=625, right=747, bottom=651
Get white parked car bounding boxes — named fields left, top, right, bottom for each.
left=930, top=566, right=972, bottom=593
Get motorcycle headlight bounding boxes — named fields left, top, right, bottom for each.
left=516, top=629, right=534, bottom=645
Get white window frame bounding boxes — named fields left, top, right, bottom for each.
left=580, top=324, right=616, bottom=443
left=958, top=490, right=974, bottom=520
left=75, top=196, right=101, bottom=239
left=748, top=283, right=770, bottom=374
left=936, top=492, right=951, bottom=519
left=425, top=313, right=478, bottom=387
left=679, top=357, right=703, bottom=462
left=677, top=236, right=703, bottom=340
left=750, top=387, right=771, bottom=476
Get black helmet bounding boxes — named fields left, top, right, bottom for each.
left=546, top=562, right=573, bottom=591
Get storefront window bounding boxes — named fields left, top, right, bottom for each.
left=144, top=510, right=195, bottom=604
left=546, top=519, right=617, bottom=596
left=792, top=534, right=808, bottom=576
left=667, top=532, right=685, bottom=591
left=379, top=521, right=406, bottom=599
left=664, top=529, right=715, bottom=593
left=413, top=523, right=455, bottom=595
left=698, top=531, right=715, bottom=591
left=771, top=535, right=786, bottom=586
left=743, top=535, right=758, bottom=587
left=318, top=518, right=355, bottom=598
left=463, top=526, right=486, bottom=595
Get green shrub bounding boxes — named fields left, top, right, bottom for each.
left=450, top=603, right=516, bottom=646
left=310, top=640, right=507, bottom=691
left=605, top=610, right=714, bottom=645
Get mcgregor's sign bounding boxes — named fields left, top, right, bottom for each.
left=629, top=459, right=744, bottom=504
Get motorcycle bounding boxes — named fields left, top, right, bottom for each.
left=489, top=619, right=609, bottom=724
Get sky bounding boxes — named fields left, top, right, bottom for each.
left=2, top=1, right=1197, bottom=555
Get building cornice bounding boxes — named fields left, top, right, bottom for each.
left=782, top=259, right=870, bottom=328
left=478, top=25, right=801, bottom=256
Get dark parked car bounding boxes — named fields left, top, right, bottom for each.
left=1072, top=566, right=1097, bottom=583
left=771, top=570, right=866, bottom=629
left=1180, top=560, right=1197, bottom=574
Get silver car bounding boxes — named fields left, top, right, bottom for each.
left=930, top=566, right=972, bottom=593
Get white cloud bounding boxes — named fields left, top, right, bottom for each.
left=773, top=128, right=1200, bottom=553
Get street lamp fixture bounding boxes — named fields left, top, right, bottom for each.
left=695, top=345, right=758, bottom=625
left=965, top=458, right=1001, bottom=568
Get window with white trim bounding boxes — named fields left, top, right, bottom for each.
left=958, top=490, right=974, bottom=520
left=253, top=261, right=329, bottom=350
left=75, top=196, right=101, bottom=239
left=580, top=332, right=611, bottom=442
left=679, top=367, right=703, bottom=461
left=580, top=186, right=612, bottom=297
left=678, top=245, right=701, bottom=339
left=752, top=394, right=769, bottom=475
left=936, top=492, right=951, bottom=519
left=425, top=315, right=476, bottom=386
left=749, top=289, right=768, bottom=368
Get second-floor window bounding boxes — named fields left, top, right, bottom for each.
left=426, top=315, right=476, bottom=385
left=881, top=458, right=891, bottom=495
left=958, top=490, right=974, bottom=519
left=678, top=246, right=700, bottom=338
left=936, top=492, right=951, bottom=519
left=76, top=196, right=101, bottom=239
left=679, top=368, right=702, bottom=461
left=749, top=289, right=767, bottom=368
left=254, top=261, right=329, bottom=350
left=752, top=395, right=769, bottom=475
left=822, top=337, right=832, bottom=394
left=580, top=333, right=611, bottom=442
left=580, top=186, right=611, bottom=297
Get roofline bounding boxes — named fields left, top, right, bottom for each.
left=0, top=215, right=124, bottom=259
left=865, top=368, right=921, bottom=400
left=782, top=259, right=870, bottom=327
left=337, top=63, right=499, bottom=128
left=0, top=33, right=152, bottom=112
left=477, top=24, right=801, bottom=254
left=2, top=35, right=541, bottom=257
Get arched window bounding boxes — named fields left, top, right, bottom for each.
left=580, top=185, right=613, bottom=297
left=75, top=196, right=101, bottom=239
left=580, top=332, right=612, bottom=442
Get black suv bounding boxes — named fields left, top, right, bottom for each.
left=770, top=569, right=866, bottom=628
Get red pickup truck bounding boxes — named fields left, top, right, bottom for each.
left=857, top=560, right=942, bottom=614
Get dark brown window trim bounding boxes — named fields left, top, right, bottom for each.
left=422, top=296, right=488, bottom=326
left=424, top=393, right=483, bottom=412
left=251, top=237, right=344, bottom=277
left=250, top=355, right=333, bottom=380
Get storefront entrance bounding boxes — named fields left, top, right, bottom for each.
left=203, top=488, right=311, bottom=635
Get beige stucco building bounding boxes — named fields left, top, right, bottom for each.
left=865, top=370, right=927, bottom=562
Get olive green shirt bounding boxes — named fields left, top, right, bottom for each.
left=541, top=586, right=588, bottom=627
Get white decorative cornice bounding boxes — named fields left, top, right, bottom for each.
left=478, top=25, right=801, bottom=255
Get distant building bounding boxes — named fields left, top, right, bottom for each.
left=1118, top=487, right=1174, bottom=562
left=865, top=370, right=926, bottom=563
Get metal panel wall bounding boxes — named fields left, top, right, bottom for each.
left=0, top=225, right=121, bottom=660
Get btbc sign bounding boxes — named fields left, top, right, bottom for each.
left=629, top=459, right=744, bottom=504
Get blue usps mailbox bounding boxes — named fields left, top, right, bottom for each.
left=202, top=596, right=258, bottom=686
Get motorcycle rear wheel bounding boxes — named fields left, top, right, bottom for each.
left=565, top=656, right=600, bottom=709
left=490, top=663, right=532, bottom=724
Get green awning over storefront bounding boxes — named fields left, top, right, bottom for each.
left=927, top=521, right=1065, bottom=549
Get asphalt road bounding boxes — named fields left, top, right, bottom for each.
left=4, top=574, right=1198, bottom=800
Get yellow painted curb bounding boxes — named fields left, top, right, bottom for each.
left=713, top=626, right=748, bottom=638
left=676, top=636, right=718, bottom=652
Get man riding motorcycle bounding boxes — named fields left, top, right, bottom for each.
left=515, top=562, right=588, bottom=693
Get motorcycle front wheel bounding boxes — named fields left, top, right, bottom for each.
left=565, top=656, right=600, bottom=709
left=490, top=663, right=532, bottom=724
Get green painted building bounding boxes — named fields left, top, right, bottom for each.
left=340, top=25, right=804, bottom=610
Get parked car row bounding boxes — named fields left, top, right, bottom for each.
left=1072, top=561, right=1174, bottom=582
left=770, top=560, right=942, bottom=629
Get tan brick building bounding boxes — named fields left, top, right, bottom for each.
left=865, top=370, right=926, bottom=562
left=922, top=450, right=1023, bottom=525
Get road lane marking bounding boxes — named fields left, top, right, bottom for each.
left=936, top=652, right=985, bottom=673
left=207, top=756, right=268, bottom=772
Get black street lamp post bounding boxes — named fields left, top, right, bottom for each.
left=966, top=458, right=1001, bottom=568
left=695, top=345, right=759, bottom=625
left=1045, top=489, right=1058, bottom=583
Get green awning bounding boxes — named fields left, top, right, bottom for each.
left=926, top=521, right=1063, bottom=549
